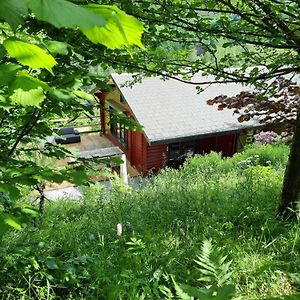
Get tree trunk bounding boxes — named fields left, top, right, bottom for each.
left=278, top=104, right=300, bottom=218
left=36, top=183, right=46, bottom=214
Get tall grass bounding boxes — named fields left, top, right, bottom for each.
left=1, top=143, right=299, bottom=299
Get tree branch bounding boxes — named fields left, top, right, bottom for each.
left=8, top=109, right=42, bottom=156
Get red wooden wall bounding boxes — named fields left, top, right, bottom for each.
left=146, top=144, right=168, bottom=174
left=106, top=130, right=238, bottom=176
left=130, top=131, right=145, bottom=172
left=216, top=134, right=237, bottom=157
left=130, top=131, right=168, bottom=175
left=197, top=133, right=237, bottom=157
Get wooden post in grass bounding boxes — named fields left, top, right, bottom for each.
left=120, top=153, right=128, bottom=185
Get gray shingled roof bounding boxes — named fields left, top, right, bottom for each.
left=111, top=73, right=259, bottom=145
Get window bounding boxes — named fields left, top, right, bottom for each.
left=109, top=107, right=128, bottom=148
left=168, top=143, right=180, bottom=160
left=168, top=141, right=196, bottom=168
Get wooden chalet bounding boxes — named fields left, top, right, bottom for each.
left=95, top=73, right=258, bottom=175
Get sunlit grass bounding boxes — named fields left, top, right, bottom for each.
left=2, top=143, right=299, bottom=299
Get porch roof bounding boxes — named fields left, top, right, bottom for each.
left=111, top=73, right=259, bottom=145
left=75, top=147, right=123, bottom=159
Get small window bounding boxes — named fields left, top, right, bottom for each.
left=169, top=143, right=180, bottom=160
left=168, top=141, right=196, bottom=168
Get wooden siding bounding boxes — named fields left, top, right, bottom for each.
left=146, top=144, right=168, bottom=174
left=131, top=130, right=144, bottom=172
left=198, top=133, right=237, bottom=157
left=197, top=136, right=217, bottom=154
left=146, top=134, right=237, bottom=173
left=216, top=134, right=237, bottom=157
left=106, top=131, right=238, bottom=175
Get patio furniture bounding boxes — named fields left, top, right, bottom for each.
left=55, top=127, right=81, bottom=144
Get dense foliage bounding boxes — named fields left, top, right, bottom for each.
left=1, top=145, right=300, bottom=299
left=0, top=0, right=144, bottom=235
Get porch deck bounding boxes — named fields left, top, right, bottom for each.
left=65, top=134, right=114, bottom=152
left=46, top=134, right=139, bottom=191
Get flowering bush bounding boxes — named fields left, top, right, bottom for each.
left=254, top=131, right=278, bottom=144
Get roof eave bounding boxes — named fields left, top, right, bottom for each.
left=148, top=124, right=262, bottom=146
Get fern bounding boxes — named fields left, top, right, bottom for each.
left=194, top=239, right=232, bottom=286
left=159, top=241, right=234, bottom=300
left=166, top=279, right=235, bottom=300
left=159, top=285, right=174, bottom=300
left=171, top=276, right=194, bottom=300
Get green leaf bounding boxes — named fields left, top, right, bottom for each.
left=36, top=169, right=65, bottom=183
left=0, top=183, right=20, bottom=200
left=180, top=284, right=211, bottom=299
left=0, top=64, right=21, bottom=86
left=30, top=257, right=40, bottom=270
left=10, top=87, right=44, bottom=107
left=67, top=169, right=90, bottom=186
left=50, top=88, right=76, bottom=101
left=3, top=40, right=57, bottom=74
left=10, top=74, right=48, bottom=107
left=110, top=156, right=124, bottom=165
left=27, top=0, right=106, bottom=29
left=110, top=108, right=143, bottom=131
left=195, top=239, right=232, bottom=286
left=20, top=207, right=39, bottom=217
left=45, top=258, right=59, bottom=270
left=82, top=5, right=145, bottom=49
left=0, top=45, right=7, bottom=60
left=213, top=284, right=235, bottom=300
left=288, top=273, right=300, bottom=285
left=159, top=285, right=174, bottom=299
left=0, top=213, right=22, bottom=230
left=45, top=41, right=69, bottom=55
left=73, top=90, right=95, bottom=102
left=0, top=0, right=28, bottom=30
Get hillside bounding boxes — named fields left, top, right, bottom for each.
left=1, top=144, right=300, bottom=299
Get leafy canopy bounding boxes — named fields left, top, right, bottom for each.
left=0, top=0, right=145, bottom=234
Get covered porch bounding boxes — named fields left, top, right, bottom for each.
left=46, top=134, right=140, bottom=191
left=65, top=134, right=139, bottom=176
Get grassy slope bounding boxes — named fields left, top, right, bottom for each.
left=2, top=144, right=300, bottom=299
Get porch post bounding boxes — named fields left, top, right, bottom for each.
left=120, top=153, right=128, bottom=185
